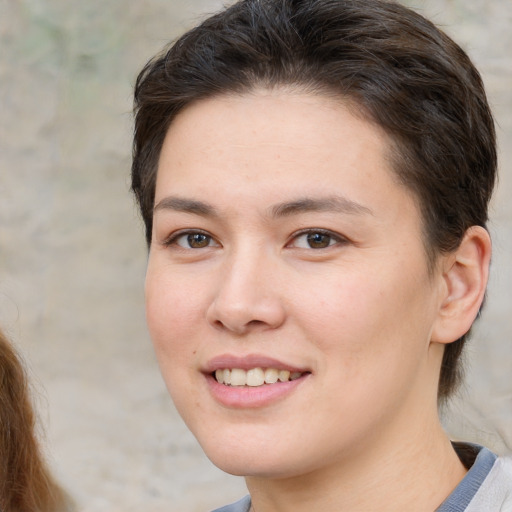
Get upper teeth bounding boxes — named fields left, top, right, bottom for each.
left=215, top=368, right=303, bottom=387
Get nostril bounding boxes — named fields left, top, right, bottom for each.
left=247, top=319, right=266, bottom=327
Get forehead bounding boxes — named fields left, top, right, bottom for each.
left=157, top=89, right=404, bottom=199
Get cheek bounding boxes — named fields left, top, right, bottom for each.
left=145, top=279, right=203, bottom=417
left=295, top=264, right=434, bottom=369
left=145, top=271, right=199, bottom=365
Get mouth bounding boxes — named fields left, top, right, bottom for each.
left=213, top=367, right=306, bottom=387
left=204, top=355, right=311, bottom=406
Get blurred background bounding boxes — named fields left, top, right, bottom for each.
left=0, top=0, right=510, bottom=511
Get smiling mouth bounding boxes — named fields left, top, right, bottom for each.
left=214, top=367, right=307, bottom=387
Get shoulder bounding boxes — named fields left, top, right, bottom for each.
left=438, top=444, right=511, bottom=512
left=210, top=495, right=251, bottom=512
left=466, top=454, right=512, bottom=511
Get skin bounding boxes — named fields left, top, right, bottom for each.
left=145, top=89, right=490, bottom=511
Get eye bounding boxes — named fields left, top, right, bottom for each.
left=164, top=230, right=219, bottom=249
left=289, top=230, right=345, bottom=249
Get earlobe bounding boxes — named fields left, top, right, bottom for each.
left=431, top=226, right=491, bottom=344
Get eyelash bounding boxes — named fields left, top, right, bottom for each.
left=162, top=229, right=219, bottom=249
left=287, top=229, right=348, bottom=249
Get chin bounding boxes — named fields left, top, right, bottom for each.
left=209, top=456, right=301, bottom=479
left=198, top=436, right=310, bottom=479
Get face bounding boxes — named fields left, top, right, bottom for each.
left=145, top=89, right=446, bottom=479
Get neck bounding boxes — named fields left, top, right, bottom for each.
left=246, top=406, right=466, bottom=512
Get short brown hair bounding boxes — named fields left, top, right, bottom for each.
left=131, top=0, right=497, bottom=400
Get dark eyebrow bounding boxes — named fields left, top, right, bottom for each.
left=153, top=195, right=372, bottom=219
left=153, top=196, right=218, bottom=217
left=271, top=196, right=373, bottom=217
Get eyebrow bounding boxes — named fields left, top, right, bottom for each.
left=271, top=196, right=373, bottom=217
left=153, top=195, right=373, bottom=218
left=153, top=197, right=218, bottom=217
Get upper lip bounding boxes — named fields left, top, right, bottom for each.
left=203, top=354, right=310, bottom=374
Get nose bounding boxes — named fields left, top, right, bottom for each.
left=206, top=249, right=286, bottom=335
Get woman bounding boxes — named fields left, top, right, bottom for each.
left=0, top=330, right=72, bottom=512
left=131, top=0, right=511, bottom=510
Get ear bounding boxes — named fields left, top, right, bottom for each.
left=431, top=226, right=491, bottom=344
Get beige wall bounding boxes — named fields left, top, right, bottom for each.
left=0, top=1, right=510, bottom=511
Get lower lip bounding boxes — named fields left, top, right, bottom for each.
left=205, top=373, right=309, bottom=409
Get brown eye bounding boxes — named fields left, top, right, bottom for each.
left=167, top=231, right=217, bottom=249
left=186, top=233, right=211, bottom=248
left=306, top=232, right=332, bottom=249
left=289, top=230, right=345, bottom=250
